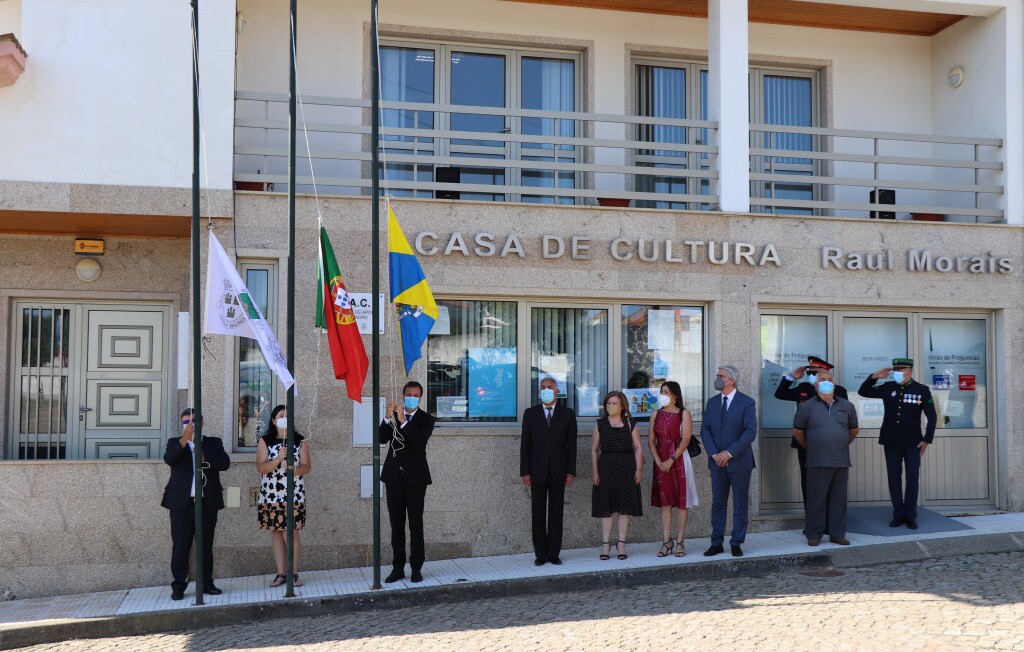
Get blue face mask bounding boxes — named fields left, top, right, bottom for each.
left=893, top=371, right=906, bottom=384
left=806, top=373, right=818, bottom=385
left=817, top=380, right=835, bottom=395
left=404, top=396, right=420, bottom=411
left=539, top=388, right=556, bottom=404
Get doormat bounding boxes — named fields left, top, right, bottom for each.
left=845, top=505, right=974, bottom=537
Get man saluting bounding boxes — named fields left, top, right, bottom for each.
left=858, top=358, right=937, bottom=529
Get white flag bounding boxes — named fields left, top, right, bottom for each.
left=203, top=232, right=295, bottom=390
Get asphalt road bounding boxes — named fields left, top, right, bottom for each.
left=16, top=551, right=1024, bottom=651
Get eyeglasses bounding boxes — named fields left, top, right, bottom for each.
left=181, top=419, right=193, bottom=426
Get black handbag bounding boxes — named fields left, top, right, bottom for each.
left=687, top=435, right=703, bottom=458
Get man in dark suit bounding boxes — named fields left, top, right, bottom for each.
left=520, top=376, right=577, bottom=566
left=380, top=381, right=436, bottom=584
left=161, top=408, right=231, bottom=600
left=701, top=365, right=758, bottom=557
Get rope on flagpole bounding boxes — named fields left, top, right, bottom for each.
left=291, top=25, right=326, bottom=440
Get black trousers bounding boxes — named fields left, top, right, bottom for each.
left=169, top=501, right=218, bottom=593
left=386, top=476, right=427, bottom=571
left=797, top=446, right=830, bottom=533
left=530, top=479, right=565, bottom=560
left=803, top=467, right=849, bottom=540
left=884, top=445, right=921, bottom=521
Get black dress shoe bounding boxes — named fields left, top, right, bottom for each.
left=410, top=569, right=423, bottom=583
left=203, top=585, right=223, bottom=595
left=171, top=590, right=184, bottom=601
left=889, top=518, right=904, bottom=527
left=807, top=538, right=820, bottom=547
left=829, top=536, right=851, bottom=545
left=534, top=557, right=546, bottom=566
left=548, top=557, right=562, bottom=565
left=906, top=520, right=919, bottom=530
left=703, top=545, right=724, bottom=557
left=384, top=569, right=405, bottom=583
left=731, top=545, right=743, bottom=557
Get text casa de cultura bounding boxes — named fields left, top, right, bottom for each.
left=413, top=231, right=1015, bottom=274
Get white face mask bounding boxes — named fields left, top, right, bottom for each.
left=275, top=417, right=288, bottom=431
left=657, top=394, right=672, bottom=408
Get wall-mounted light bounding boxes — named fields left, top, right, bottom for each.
left=75, top=258, right=102, bottom=282
left=947, top=65, right=965, bottom=89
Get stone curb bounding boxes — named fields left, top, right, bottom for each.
left=2, top=531, right=1022, bottom=650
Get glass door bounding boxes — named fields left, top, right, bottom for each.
left=447, top=48, right=510, bottom=201
left=918, top=316, right=993, bottom=504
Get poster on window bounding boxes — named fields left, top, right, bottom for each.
left=624, top=388, right=659, bottom=417
left=467, top=347, right=517, bottom=418
left=436, top=396, right=468, bottom=419
left=924, top=319, right=986, bottom=429
left=647, top=310, right=676, bottom=350
left=538, top=354, right=569, bottom=396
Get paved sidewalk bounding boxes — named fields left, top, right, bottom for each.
left=2, top=512, right=1023, bottom=649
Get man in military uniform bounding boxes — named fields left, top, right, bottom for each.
left=858, top=357, right=937, bottom=529
left=775, top=356, right=849, bottom=511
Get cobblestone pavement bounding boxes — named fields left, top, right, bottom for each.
left=16, top=551, right=1024, bottom=652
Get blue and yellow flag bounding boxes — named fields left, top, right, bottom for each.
left=388, top=203, right=438, bottom=375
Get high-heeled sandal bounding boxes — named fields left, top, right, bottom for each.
left=617, top=540, right=628, bottom=560
left=600, top=541, right=611, bottom=560
left=269, top=574, right=286, bottom=587
left=657, top=539, right=675, bottom=557
left=675, top=540, right=686, bottom=557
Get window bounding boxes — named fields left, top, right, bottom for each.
left=922, top=318, right=987, bottom=429
left=427, top=300, right=518, bottom=422
left=380, top=40, right=582, bottom=203
left=621, top=305, right=705, bottom=421
left=760, top=314, right=828, bottom=429
left=531, top=307, right=608, bottom=418
left=633, top=60, right=709, bottom=210
left=750, top=68, right=819, bottom=215
left=426, top=299, right=706, bottom=424
left=235, top=261, right=278, bottom=449
left=631, top=59, right=819, bottom=210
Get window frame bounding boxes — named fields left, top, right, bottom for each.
left=233, top=259, right=279, bottom=451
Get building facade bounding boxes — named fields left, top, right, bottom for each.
left=1, top=0, right=1022, bottom=598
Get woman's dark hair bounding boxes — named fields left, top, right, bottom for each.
left=660, top=381, right=685, bottom=410
left=264, top=404, right=303, bottom=444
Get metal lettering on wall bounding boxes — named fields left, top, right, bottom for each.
left=413, top=232, right=1016, bottom=275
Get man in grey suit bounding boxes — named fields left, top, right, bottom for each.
left=701, top=365, right=758, bottom=557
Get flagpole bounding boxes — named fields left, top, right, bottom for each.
left=285, top=0, right=298, bottom=599
left=370, top=0, right=383, bottom=591
left=190, top=0, right=205, bottom=608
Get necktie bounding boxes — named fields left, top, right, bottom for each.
left=720, top=395, right=728, bottom=422
left=545, top=408, right=552, bottom=426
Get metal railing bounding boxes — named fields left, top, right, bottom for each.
left=749, top=123, right=1004, bottom=223
left=234, top=91, right=719, bottom=207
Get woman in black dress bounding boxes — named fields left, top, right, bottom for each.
left=591, top=391, right=644, bottom=560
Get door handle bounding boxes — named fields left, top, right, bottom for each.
left=79, top=406, right=93, bottom=413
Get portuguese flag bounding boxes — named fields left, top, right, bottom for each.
left=315, top=226, right=368, bottom=403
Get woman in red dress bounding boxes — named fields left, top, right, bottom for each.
left=648, top=381, right=698, bottom=556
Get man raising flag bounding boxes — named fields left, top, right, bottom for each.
left=316, top=225, right=368, bottom=402
left=388, top=202, right=438, bottom=375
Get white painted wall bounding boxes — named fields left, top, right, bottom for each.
left=0, top=0, right=21, bottom=40
left=0, top=0, right=235, bottom=190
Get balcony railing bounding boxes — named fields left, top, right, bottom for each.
left=750, top=124, right=1004, bottom=223
left=233, top=92, right=1004, bottom=223
left=234, top=91, right=719, bottom=208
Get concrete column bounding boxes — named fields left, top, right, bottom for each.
left=593, top=40, right=627, bottom=195
left=1003, top=2, right=1023, bottom=225
left=708, top=0, right=750, bottom=213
